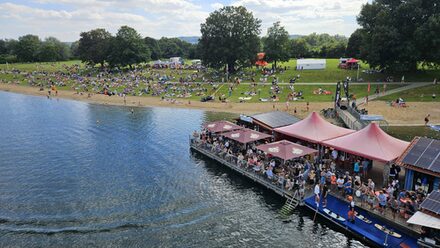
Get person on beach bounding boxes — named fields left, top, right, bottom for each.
left=425, top=114, right=430, bottom=126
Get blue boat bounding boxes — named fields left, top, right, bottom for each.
left=304, top=194, right=419, bottom=248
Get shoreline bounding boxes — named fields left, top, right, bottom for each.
left=1, top=83, right=439, bottom=126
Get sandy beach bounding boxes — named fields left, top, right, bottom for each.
left=1, top=83, right=438, bottom=126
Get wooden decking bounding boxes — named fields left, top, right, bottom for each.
left=190, top=140, right=421, bottom=240
left=190, top=142, right=299, bottom=200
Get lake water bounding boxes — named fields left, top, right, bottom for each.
left=0, top=91, right=369, bottom=247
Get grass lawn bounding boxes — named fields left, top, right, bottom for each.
left=0, top=59, right=436, bottom=103
left=214, top=83, right=401, bottom=103
left=0, top=60, right=83, bottom=72
left=1, top=59, right=438, bottom=83
left=376, top=84, right=440, bottom=102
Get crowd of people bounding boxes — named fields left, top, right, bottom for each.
left=192, top=126, right=427, bottom=227
left=314, top=149, right=426, bottom=223
left=0, top=65, right=215, bottom=100
left=192, top=129, right=314, bottom=200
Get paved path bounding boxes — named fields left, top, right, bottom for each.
left=366, top=82, right=432, bottom=102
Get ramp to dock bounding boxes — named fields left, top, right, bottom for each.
left=304, top=194, right=418, bottom=248
left=337, top=82, right=432, bottom=130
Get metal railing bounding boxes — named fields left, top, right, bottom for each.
left=189, top=137, right=303, bottom=199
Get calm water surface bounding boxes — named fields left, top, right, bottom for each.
left=0, top=91, right=367, bottom=247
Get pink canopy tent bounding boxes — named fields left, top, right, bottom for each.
left=321, top=123, right=410, bottom=162
left=347, top=58, right=359, bottom=63
left=274, top=112, right=355, bottom=144
left=222, top=128, right=271, bottom=144
left=203, top=120, right=243, bottom=133
left=256, top=140, right=318, bottom=161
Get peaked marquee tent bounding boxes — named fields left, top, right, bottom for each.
left=256, top=140, right=318, bottom=161
left=274, top=112, right=355, bottom=144
left=222, top=128, right=271, bottom=144
left=322, top=123, right=410, bottom=162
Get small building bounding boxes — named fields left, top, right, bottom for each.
left=191, top=59, right=201, bottom=65
left=170, top=57, right=184, bottom=65
left=296, top=59, right=326, bottom=70
left=396, top=137, right=440, bottom=193
left=237, top=111, right=300, bottom=134
left=407, top=190, right=440, bottom=246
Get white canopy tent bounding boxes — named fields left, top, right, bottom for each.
left=296, top=59, right=326, bottom=70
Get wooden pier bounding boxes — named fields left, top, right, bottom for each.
left=189, top=140, right=303, bottom=206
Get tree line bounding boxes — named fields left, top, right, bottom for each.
left=2, top=1, right=438, bottom=72
left=0, top=27, right=198, bottom=66
left=346, top=0, right=439, bottom=71
left=0, top=36, right=71, bottom=63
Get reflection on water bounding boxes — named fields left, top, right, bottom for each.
left=0, top=91, right=369, bottom=247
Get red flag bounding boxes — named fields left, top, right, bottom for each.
left=367, top=82, right=371, bottom=93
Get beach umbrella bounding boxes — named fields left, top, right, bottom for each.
left=222, top=128, right=271, bottom=144
left=256, top=140, right=318, bottom=161
left=203, top=120, right=243, bottom=133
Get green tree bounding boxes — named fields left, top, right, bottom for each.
left=0, top=40, right=7, bottom=55
left=16, top=34, right=41, bottom=62
left=199, top=6, right=261, bottom=73
left=78, top=28, right=112, bottom=67
left=38, top=37, right=70, bottom=62
left=107, top=26, right=150, bottom=69
left=158, top=37, right=183, bottom=58
left=358, top=0, right=440, bottom=71
left=289, top=38, right=309, bottom=58
left=70, top=41, right=80, bottom=59
left=144, top=37, right=161, bottom=60
left=346, top=29, right=363, bottom=58
left=263, top=21, right=290, bottom=69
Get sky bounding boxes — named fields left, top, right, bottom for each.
left=0, top=0, right=371, bottom=42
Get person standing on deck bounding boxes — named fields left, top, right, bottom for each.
left=348, top=196, right=356, bottom=223
left=322, top=183, right=329, bottom=208
left=353, top=159, right=360, bottom=176
left=362, top=159, right=369, bottom=178
left=314, top=183, right=320, bottom=207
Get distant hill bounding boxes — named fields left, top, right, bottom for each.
left=177, top=36, right=199, bottom=44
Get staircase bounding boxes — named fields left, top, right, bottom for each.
left=280, top=191, right=300, bottom=216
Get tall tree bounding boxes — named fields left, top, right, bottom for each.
left=38, top=37, right=70, bottom=62
left=290, top=38, right=309, bottom=58
left=70, top=41, right=80, bottom=59
left=107, top=26, right=150, bottom=69
left=199, top=6, right=261, bottom=73
left=263, top=21, right=290, bottom=69
left=0, top=40, right=7, bottom=55
left=346, top=29, right=363, bottom=59
left=16, top=34, right=41, bottom=62
left=144, top=37, right=161, bottom=60
left=158, top=37, right=183, bottom=58
left=358, top=0, right=440, bottom=71
left=78, top=28, right=112, bottom=67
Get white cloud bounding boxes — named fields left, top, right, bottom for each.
left=210, top=2, right=224, bottom=9
left=0, top=0, right=367, bottom=41
left=231, top=0, right=368, bottom=36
